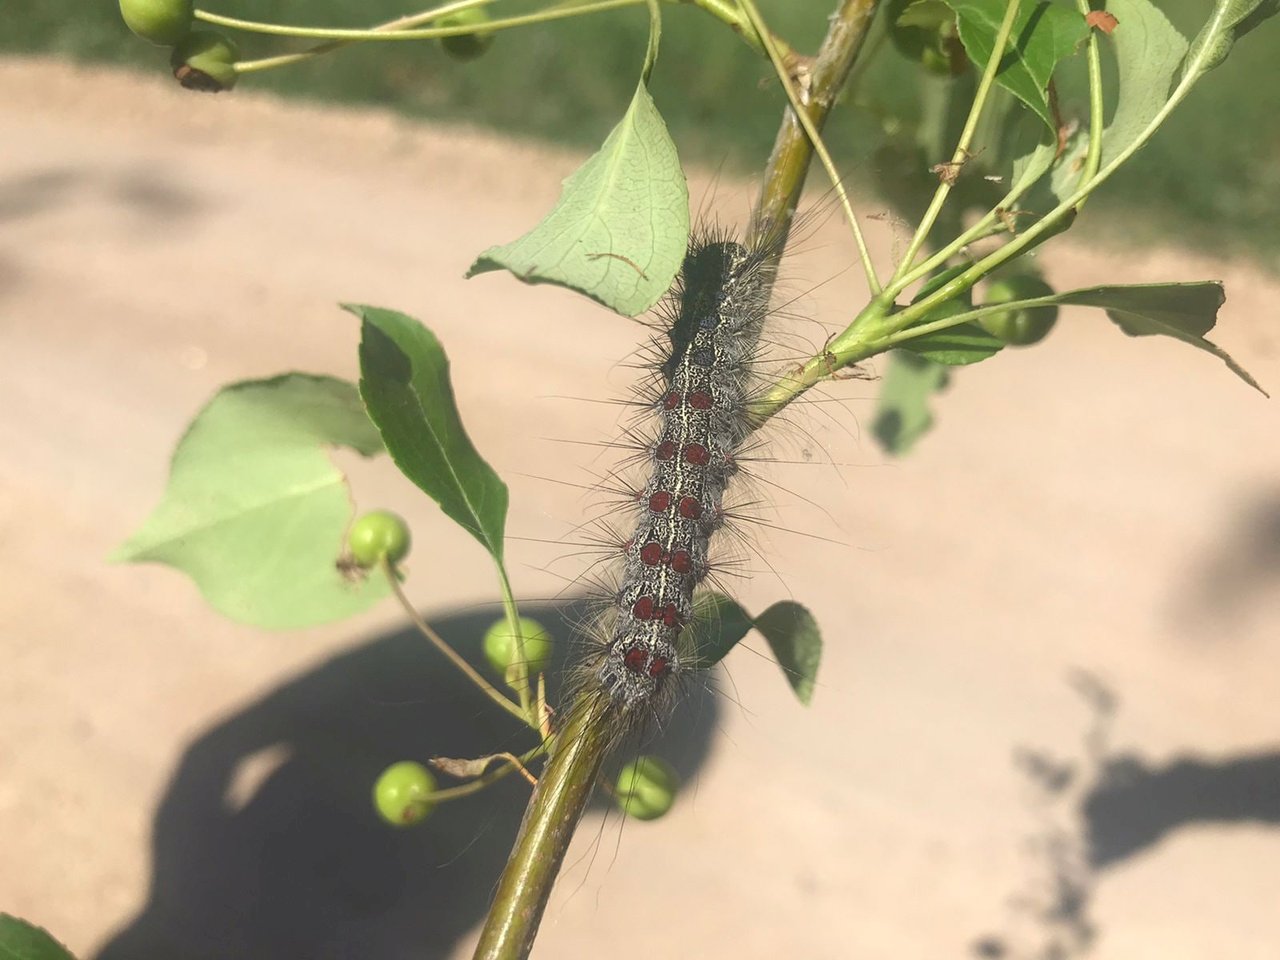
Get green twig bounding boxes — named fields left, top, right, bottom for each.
left=427, top=743, right=550, bottom=803
left=890, top=0, right=1022, bottom=284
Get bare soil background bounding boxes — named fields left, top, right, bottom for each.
left=2, top=57, right=1278, bottom=960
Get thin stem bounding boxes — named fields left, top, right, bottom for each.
left=1075, top=0, right=1105, bottom=190
left=494, top=564, right=535, bottom=724
left=737, top=0, right=880, bottom=294
left=222, top=0, right=784, bottom=74
left=745, top=0, right=882, bottom=259
left=380, top=557, right=530, bottom=727
left=890, top=0, right=1022, bottom=283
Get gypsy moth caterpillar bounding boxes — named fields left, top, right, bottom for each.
left=564, top=222, right=789, bottom=738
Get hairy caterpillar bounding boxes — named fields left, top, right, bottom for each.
left=570, top=224, right=783, bottom=732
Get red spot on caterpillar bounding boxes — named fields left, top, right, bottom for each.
left=669, top=550, right=691, bottom=574
left=663, top=392, right=680, bottom=410
left=678, top=496, right=702, bottom=520
left=683, top=443, right=710, bottom=465
left=640, top=542, right=663, bottom=565
left=661, top=604, right=680, bottom=627
left=656, top=440, right=676, bottom=461
left=648, top=491, right=672, bottom=513
left=633, top=596, right=656, bottom=620
left=624, top=647, right=648, bottom=673
left=648, top=655, right=670, bottom=678
left=688, top=390, right=713, bottom=410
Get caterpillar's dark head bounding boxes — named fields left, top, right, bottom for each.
left=664, top=240, right=749, bottom=380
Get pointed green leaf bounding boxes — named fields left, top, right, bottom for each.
left=681, top=592, right=754, bottom=669
left=0, top=916, right=77, bottom=960
left=352, top=305, right=509, bottom=561
left=872, top=351, right=952, bottom=455
left=754, top=601, right=822, bottom=706
left=1052, top=283, right=1266, bottom=395
left=944, top=0, right=1089, bottom=130
left=113, top=376, right=386, bottom=628
left=1184, top=0, right=1279, bottom=79
left=466, top=85, right=688, bottom=317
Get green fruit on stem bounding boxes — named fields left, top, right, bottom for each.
left=482, top=617, right=553, bottom=679
left=373, top=761, right=437, bottom=827
left=119, top=0, right=193, bottom=46
left=615, top=756, right=679, bottom=821
left=170, top=30, right=239, bottom=92
left=436, top=8, right=495, bottom=61
left=978, top=275, right=1060, bottom=346
left=347, top=510, right=412, bottom=568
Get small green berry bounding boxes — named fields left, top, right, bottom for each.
left=615, top=756, right=679, bottom=821
left=119, top=0, right=193, bottom=46
left=978, top=275, right=1060, bottom=346
left=170, top=30, right=239, bottom=93
left=373, top=761, right=437, bottom=827
left=436, top=8, right=495, bottom=61
left=482, top=617, right=554, bottom=680
left=347, top=510, right=412, bottom=568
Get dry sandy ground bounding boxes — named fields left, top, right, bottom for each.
left=2, top=57, right=1279, bottom=960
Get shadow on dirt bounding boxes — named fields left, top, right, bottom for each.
left=94, top=600, right=718, bottom=960
left=972, top=672, right=1280, bottom=960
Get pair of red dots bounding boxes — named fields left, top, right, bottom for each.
left=637, top=541, right=693, bottom=574
left=662, top=389, right=714, bottom=411
left=623, top=645, right=671, bottom=679
left=647, top=490, right=703, bottom=519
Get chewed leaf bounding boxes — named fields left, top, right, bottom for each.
left=112, top=376, right=387, bottom=628
left=754, top=602, right=822, bottom=706
left=352, top=305, right=509, bottom=562
left=944, top=0, right=1089, bottom=130
left=1052, top=283, right=1266, bottom=394
left=0, top=915, right=77, bottom=960
left=466, top=83, right=689, bottom=317
left=682, top=592, right=754, bottom=668
left=873, top=351, right=952, bottom=455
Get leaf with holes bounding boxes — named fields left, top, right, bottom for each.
left=113, top=375, right=388, bottom=629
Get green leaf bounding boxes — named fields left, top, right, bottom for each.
left=900, top=264, right=1006, bottom=365
left=902, top=323, right=1006, bottom=364
left=0, top=916, right=77, bottom=960
left=1184, top=0, right=1280, bottom=79
left=352, top=305, right=509, bottom=561
left=754, top=601, right=822, bottom=706
left=1051, top=283, right=1266, bottom=395
left=681, top=592, right=754, bottom=668
left=1098, top=0, right=1189, bottom=165
left=466, top=6, right=688, bottom=318
left=114, top=375, right=388, bottom=629
left=872, top=351, right=951, bottom=455
left=944, top=0, right=1089, bottom=130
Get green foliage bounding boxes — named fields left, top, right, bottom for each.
left=683, top=593, right=822, bottom=705
left=900, top=264, right=1005, bottom=365
left=467, top=8, right=689, bottom=317
left=0, top=914, right=77, bottom=960
left=113, top=375, right=389, bottom=628
left=117, top=0, right=192, bottom=46
left=942, top=0, right=1089, bottom=130
left=353, top=305, right=510, bottom=562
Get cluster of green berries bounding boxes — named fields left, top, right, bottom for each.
left=119, top=0, right=495, bottom=94
left=118, top=0, right=239, bottom=91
